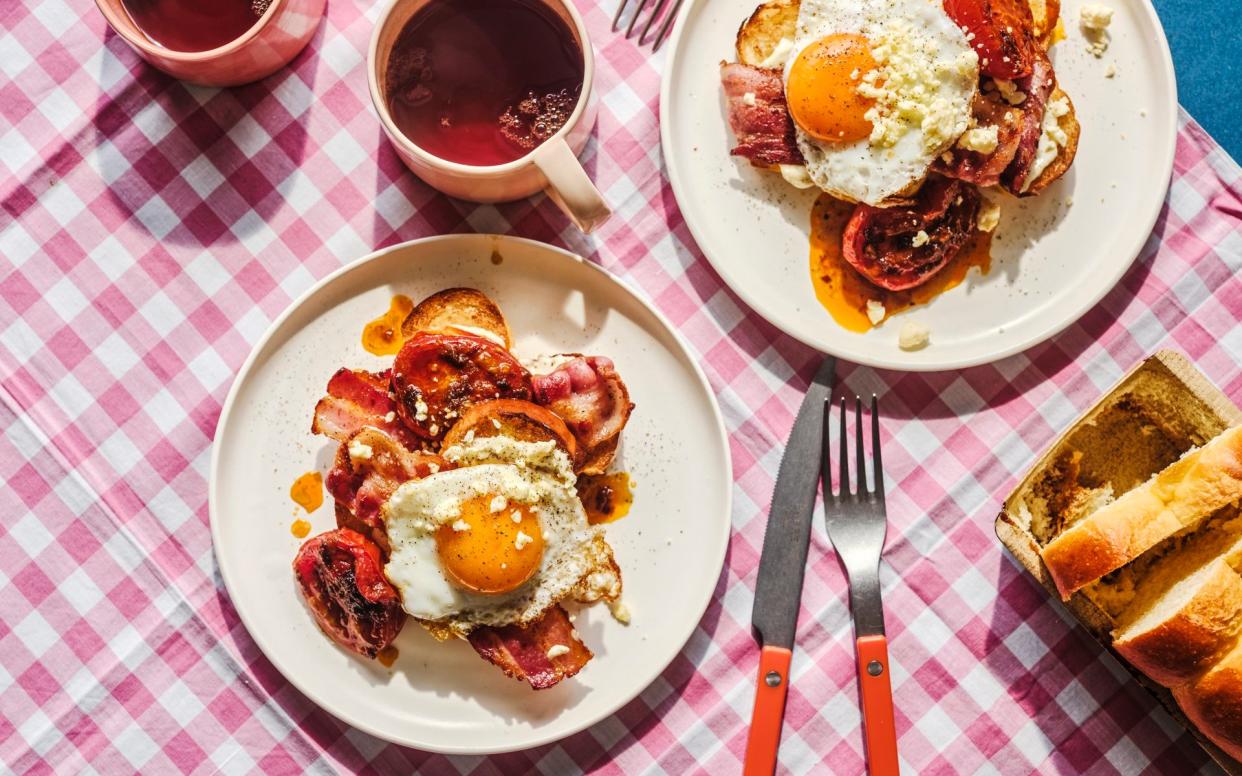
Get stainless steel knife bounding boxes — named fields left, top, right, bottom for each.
left=744, top=355, right=836, bottom=776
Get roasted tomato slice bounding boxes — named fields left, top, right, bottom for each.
left=293, top=528, right=405, bottom=658
left=944, top=0, right=1038, bottom=79
left=842, top=176, right=981, bottom=291
left=391, top=333, right=533, bottom=443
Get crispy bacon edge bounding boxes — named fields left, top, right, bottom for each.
left=720, top=62, right=805, bottom=167
left=531, top=356, right=634, bottom=474
left=467, top=605, right=592, bottom=689
left=311, top=368, right=419, bottom=448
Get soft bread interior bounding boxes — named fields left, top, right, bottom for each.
left=735, top=0, right=798, bottom=67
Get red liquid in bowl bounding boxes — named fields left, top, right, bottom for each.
left=385, top=0, right=584, bottom=166
left=121, top=0, right=270, bottom=52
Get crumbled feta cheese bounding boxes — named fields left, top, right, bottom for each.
left=1080, top=3, right=1113, bottom=31
left=451, top=519, right=471, bottom=532
left=1104, top=63, right=1117, bottom=78
left=348, top=439, right=373, bottom=463
left=855, top=18, right=978, bottom=152
left=1020, top=96, right=1071, bottom=192
left=958, top=125, right=999, bottom=154
left=758, top=37, right=795, bottom=68
left=428, top=423, right=439, bottom=436
left=414, top=397, right=429, bottom=421
left=911, top=230, right=929, bottom=247
left=778, top=164, right=815, bottom=189
left=427, top=462, right=439, bottom=474
left=610, top=600, right=632, bottom=625
left=977, top=198, right=1000, bottom=232
left=490, top=495, right=508, bottom=513
left=514, top=530, right=533, bottom=550
left=898, top=321, right=930, bottom=351
left=546, top=644, right=571, bottom=659
left=491, top=418, right=502, bottom=429
left=849, top=68, right=860, bottom=80
left=1080, top=3, right=1113, bottom=56
left=384, top=411, right=396, bottom=423
left=741, top=91, right=757, bottom=107
left=993, top=79, right=1027, bottom=105
left=511, top=510, right=522, bottom=523
left=866, top=299, right=886, bottom=325
left=463, top=429, right=475, bottom=444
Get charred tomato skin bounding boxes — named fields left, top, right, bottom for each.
left=842, top=176, right=982, bottom=292
left=293, top=528, right=405, bottom=659
left=943, top=0, right=1038, bottom=80
left=390, top=333, right=533, bottom=443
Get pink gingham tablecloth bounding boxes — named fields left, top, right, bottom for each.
left=2, top=0, right=1241, bottom=773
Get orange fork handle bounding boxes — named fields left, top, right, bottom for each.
left=857, top=635, right=900, bottom=775
left=743, top=645, right=792, bottom=776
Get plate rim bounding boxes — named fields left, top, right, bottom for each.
left=208, top=234, right=734, bottom=754
left=659, top=0, right=1179, bottom=371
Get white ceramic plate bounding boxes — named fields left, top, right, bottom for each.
left=661, top=0, right=1177, bottom=370
left=209, top=235, right=731, bottom=754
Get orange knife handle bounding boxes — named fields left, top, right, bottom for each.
left=856, top=635, right=900, bottom=775
left=743, top=645, right=793, bottom=776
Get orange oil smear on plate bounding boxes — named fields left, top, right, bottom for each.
left=290, top=518, right=312, bottom=538
left=808, top=193, right=992, bottom=332
left=577, top=472, right=634, bottom=525
left=362, top=294, right=414, bottom=356
left=377, top=645, right=399, bottom=667
left=290, top=471, right=324, bottom=514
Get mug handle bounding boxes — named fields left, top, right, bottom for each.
left=532, top=137, right=611, bottom=233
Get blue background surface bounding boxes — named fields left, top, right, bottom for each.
left=1150, top=0, right=1241, bottom=159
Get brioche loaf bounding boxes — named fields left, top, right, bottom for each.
left=1176, top=638, right=1242, bottom=762
left=1039, top=425, right=1242, bottom=599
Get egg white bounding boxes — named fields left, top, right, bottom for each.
left=787, top=0, right=978, bottom=205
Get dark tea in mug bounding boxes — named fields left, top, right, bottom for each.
left=384, top=0, right=585, bottom=166
left=120, top=0, right=271, bottom=52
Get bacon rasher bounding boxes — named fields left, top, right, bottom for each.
left=532, top=356, right=633, bottom=474
left=467, top=605, right=593, bottom=689
left=719, top=62, right=805, bottom=167
left=310, top=368, right=417, bottom=448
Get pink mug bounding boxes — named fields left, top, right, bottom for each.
left=94, top=0, right=326, bottom=87
left=367, top=0, right=611, bottom=233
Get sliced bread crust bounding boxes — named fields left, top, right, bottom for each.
left=1175, top=638, right=1242, bottom=762
left=1040, top=425, right=1242, bottom=599
left=1113, top=557, right=1242, bottom=687
left=400, top=287, right=512, bottom=349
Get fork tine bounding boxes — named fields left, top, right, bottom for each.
left=611, top=0, right=628, bottom=31
left=821, top=397, right=834, bottom=500
left=637, top=0, right=668, bottom=44
left=839, top=396, right=849, bottom=496
left=651, top=0, right=683, bottom=50
left=625, top=0, right=651, bottom=37
left=872, top=394, right=884, bottom=496
left=855, top=396, right=866, bottom=495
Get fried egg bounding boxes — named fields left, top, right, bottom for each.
left=383, top=434, right=599, bottom=632
left=782, top=0, right=978, bottom=204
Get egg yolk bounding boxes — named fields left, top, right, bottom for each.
left=436, top=495, right=544, bottom=594
left=786, top=33, right=879, bottom=144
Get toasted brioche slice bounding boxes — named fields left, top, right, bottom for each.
left=1021, top=87, right=1080, bottom=196
left=441, top=398, right=580, bottom=468
left=1040, top=425, right=1242, bottom=599
left=1175, top=638, right=1242, bottom=762
left=400, top=288, right=512, bottom=349
left=736, top=0, right=799, bottom=67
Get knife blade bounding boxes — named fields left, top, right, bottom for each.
left=744, top=355, right=835, bottom=776
left=752, top=354, right=836, bottom=648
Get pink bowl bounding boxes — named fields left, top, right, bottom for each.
left=94, top=0, right=326, bottom=87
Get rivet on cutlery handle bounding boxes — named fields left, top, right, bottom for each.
left=743, top=645, right=792, bottom=776
left=856, top=635, right=899, bottom=776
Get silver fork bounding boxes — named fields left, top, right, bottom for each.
left=611, top=0, right=683, bottom=51
left=822, top=396, right=900, bottom=775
